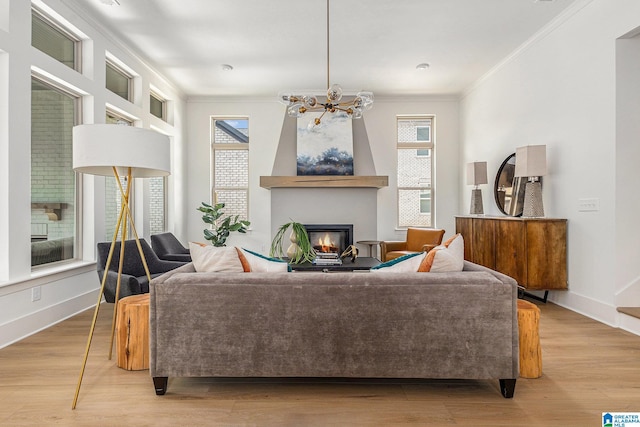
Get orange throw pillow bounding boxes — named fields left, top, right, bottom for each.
left=417, top=248, right=439, bottom=272
left=235, top=247, right=252, bottom=272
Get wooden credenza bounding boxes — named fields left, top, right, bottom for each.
left=455, top=216, right=567, bottom=294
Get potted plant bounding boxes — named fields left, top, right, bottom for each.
left=270, top=221, right=316, bottom=264
left=197, top=201, right=250, bottom=246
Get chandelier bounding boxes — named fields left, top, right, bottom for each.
left=278, top=0, right=374, bottom=127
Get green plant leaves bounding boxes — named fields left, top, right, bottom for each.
left=269, top=221, right=316, bottom=264
left=198, top=201, right=250, bottom=246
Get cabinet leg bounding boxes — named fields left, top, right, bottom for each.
left=519, top=290, right=548, bottom=303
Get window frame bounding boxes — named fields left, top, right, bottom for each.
left=31, top=7, right=81, bottom=72
left=106, top=60, right=133, bottom=102
left=396, top=115, right=435, bottom=228
left=30, top=75, right=83, bottom=269
left=150, top=92, right=166, bottom=121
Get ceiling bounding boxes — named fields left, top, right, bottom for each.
left=63, top=0, right=578, bottom=98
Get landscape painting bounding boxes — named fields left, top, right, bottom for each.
left=296, top=112, right=353, bottom=175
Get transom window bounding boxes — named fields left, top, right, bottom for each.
left=106, top=61, right=132, bottom=101
left=31, top=9, right=80, bottom=71
left=211, top=118, right=249, bottom=221
left=397, top=116, right=434, bottom=227
left=150, top=92, right=166, bottom=121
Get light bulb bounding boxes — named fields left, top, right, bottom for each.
left=307, top=116, right=323, bottom=131
left=327, top=84, right=343, bottom=102
left=356, top=91, right=374, bottom=110
left=303, top=95, right=318, bottom=108
left=287, top=103, right=305, bottom=118
left=278, top=92, right=294, bottom=105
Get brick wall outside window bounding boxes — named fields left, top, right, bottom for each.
left=31, top=86, right=76, bottom=243
left=212, top=120, right=249, bottom=221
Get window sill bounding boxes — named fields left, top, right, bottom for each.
left=0, top=261, right=96, bottom=296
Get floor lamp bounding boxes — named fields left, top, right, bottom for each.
left=71, top=124, right=170, bottom=409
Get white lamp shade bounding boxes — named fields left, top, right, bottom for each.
left=73, top=124, right=170, bottom=177
left=466, top=161, right=488, bottom=186
left=515, top=145, right=546, bottom=177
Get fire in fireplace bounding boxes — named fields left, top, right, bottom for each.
left=304, top=224, right=353, bottom=255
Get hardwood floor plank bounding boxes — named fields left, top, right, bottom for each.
left=1, top=301, right=639, bottom=426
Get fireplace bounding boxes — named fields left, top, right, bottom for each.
left=304, top=224, right=353, bottom=255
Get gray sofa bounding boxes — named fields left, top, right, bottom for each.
left=149, top=261, right=519, bottom=398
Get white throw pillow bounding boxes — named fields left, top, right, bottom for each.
left=238, top=248, right=290, bottom=273
left=419, top=234, right=464, bottom=273
left=189, top=242, right=244, bottom=273
left=370, top=252, right=427, bottom=273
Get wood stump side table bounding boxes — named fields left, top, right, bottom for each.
left=517, top=299, right=542, bottom=378
left=116, top=293, right=150, bottom=371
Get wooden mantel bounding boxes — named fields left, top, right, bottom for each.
left=260, top=175, right=388, bottom=189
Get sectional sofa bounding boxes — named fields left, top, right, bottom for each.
left=149, top=260, right=519, bottom=398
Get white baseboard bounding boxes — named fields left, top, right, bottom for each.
left=550, top=290, right=618, bottom=327
left=0, top=290, right=97, bottom=349
left=619, top=312, right=640, bottom=336
left=550, top=290, right=640, bottom=337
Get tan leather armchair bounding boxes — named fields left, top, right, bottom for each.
left=379, top=228, right=445, bottom=262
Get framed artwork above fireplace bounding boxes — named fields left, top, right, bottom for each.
left=296, top=112, right=353, bottom=176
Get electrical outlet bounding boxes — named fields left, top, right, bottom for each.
left=32, top=286, right=41, bottom=302
left=578, top=198, right=599, bottom=212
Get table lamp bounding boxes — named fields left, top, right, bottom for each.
left=467, top=161, right=488, bottom=215
left=515, top=145, right=546, bottom=217
left=71, top=124, right=170, bottom=409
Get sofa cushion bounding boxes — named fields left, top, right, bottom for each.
left=370, top=252, right=426, bottom=272
left=189, top=243, right=244, bottom=273
left=418, top=233, right=464, bottom=273
left=238, top=248, right=290, bottom=272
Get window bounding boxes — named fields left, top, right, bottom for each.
left=106, top=61, right=131, bottom=101
left=102, top=112, right=167, bottom=239
left=150, top=92, right=166, bottom=121
left=31, top=77, right=80, bottom=267
left=104, top=112, right=133, bottom=241
left=420, top=190, right=432, bottom=214
left=149, top=176, right=166, bottom=235
left=397, top=116, right=434, bottom=227
left=211, top=118, right=249, bottom=220
left=31, top=9, right=79, bottom=71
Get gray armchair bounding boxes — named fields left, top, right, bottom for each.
left=150, top=232, right=192, bottom=262
left=97, top=239, right=187, bottom=303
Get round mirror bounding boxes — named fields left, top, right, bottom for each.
left=494, top=153, right=530, bottom=217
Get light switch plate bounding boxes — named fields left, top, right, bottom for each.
left=578, top=198, right=599, bottom=212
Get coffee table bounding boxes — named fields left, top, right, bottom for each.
left=289, top=256, right=380, bottom=272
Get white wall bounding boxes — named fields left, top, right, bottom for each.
left=460, top=0, right=640, bottom=329
left=615, top=32, right=640, bottom=307
left=0, top=0, right=186, bottom=348
left=185, top=96, right=460, bottom=252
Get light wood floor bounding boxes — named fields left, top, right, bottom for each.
left=1, top=301, right=639, bottom=426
